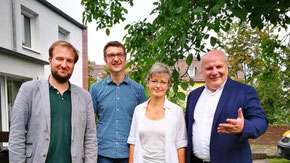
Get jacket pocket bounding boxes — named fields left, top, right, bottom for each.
left=26, top=148, right=33, bottom=158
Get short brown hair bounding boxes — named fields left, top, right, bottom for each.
left=49, top=41, right=79, bottom=63
left=103, top=41, right=126, bottom=58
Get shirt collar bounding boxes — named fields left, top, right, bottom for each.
left=141, top=98, right=172, bottom=111
left=204, top=78, right=227, bottom=95
left=48, top=81, right=71, bottom=92
left=106, top=74, right=129, bottom=85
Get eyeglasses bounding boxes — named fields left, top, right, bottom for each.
left=149, top=80, right=169, bottom=86
left=106, top=53, right=125, bottom=60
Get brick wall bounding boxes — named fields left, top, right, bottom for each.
left=82, top=29, right=88, bottom=90
left=249, top=125, right=290, bottom=145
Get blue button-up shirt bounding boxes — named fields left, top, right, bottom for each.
left=90, top=75, right=146, bottom=158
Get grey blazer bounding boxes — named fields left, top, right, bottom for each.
left=9, top=80, right=97, bottom=163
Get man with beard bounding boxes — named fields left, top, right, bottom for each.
left=90, top=41, right=146, bottom=162
left=9, top=41, right=97, bottom=163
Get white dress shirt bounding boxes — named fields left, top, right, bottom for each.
left=192, top=81, right=226, bottom=161
left=128, top=98, right=187, bottom=163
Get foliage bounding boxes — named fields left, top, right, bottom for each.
left=217, top=22, right=290, bottom=124
left=82, top=0, right=290, bottom=103
left=88, top=60, right=97, bottom=90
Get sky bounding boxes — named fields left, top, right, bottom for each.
left=47, top=0, right=155, bottom=65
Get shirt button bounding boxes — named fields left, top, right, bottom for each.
left=45, top=137, right=49, bottom=141
left=116, top=131, right=118, bottom=134
left=62, top=98, right=64, bottom=100
left=117, top=97, right=119, bottom=100
left=117, top=109, right=119, bottom=111
left=57, top=92, right=59, bottom=94
left=116, top=120, right=118, bottom=123
left=42, top=154, right=46, bottom=157
left=116, top=142, right=118, bottom=144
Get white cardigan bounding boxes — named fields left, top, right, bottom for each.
left=127, top=98, right=187, bottom=163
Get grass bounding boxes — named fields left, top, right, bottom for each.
left=267, top=158, right=290, bottom=163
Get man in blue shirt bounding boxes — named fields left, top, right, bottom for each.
left=90, top=41, right=147, bottom=162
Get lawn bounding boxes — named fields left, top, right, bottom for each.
left=267, top=158, right=290, bottom=163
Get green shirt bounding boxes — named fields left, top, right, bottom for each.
left=46, top=83, right=72, bottom=163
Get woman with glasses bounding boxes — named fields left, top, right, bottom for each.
left=128, top=62, right=187, bottom=163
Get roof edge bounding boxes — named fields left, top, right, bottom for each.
left=0, top=47, right=49, bottom=65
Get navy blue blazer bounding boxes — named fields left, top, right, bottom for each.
left=185, top=77, right=268, bottom=163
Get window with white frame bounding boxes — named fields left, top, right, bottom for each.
left=58, top=26, right=69, bottom=41
left=21, top=5, right=37, bottom=49
left=0, top=76, right=23, bottom=132
left=188, top=66, right=196, bottom=78
left=21, top=14, right=31, bottom=47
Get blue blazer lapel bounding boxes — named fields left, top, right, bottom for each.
left=39, top=80, right=51, bottom=134
left=212, top=77, right=233, bottom=128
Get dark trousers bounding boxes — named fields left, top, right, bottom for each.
left=97, top=155, right=129, bottom=163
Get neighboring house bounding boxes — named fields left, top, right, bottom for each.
left=89, top=62, right=106, bottom=81
left=175, top=58, right=205, bottom=90
left=0, top=0, right=88, bottom=142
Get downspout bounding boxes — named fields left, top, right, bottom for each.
left=11, top=0, right=17, bottom=51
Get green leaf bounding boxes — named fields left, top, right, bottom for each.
left=181, top=83, right=188, bottom=90
left=192, top=7, right=203, bottom=14
left=186, top=54, right=193, bottom=66
left=177, top=92, right=186, bottom=100
left=189, top=79, right=194, bottom=86
left=211, top=5, right=220, bottom=14
left=176, top=7, right=182, bottom=14
left=106, top=28, right=110, bottom=36
left=124, top=24, right=131, bottom=30
left=210, top=37, right=217, bottom=46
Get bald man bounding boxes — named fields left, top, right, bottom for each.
left=185, top=50, right=268, bottom=163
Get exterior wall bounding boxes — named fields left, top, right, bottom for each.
left=250, top=125, right=290, bottom=145
left=0, top=0, right=86, bottom=137
left=13, top=0, right=83, bottom=86
left=0, top=0, right=13, bottom=49
left=0, top=53, right=43, bottom=80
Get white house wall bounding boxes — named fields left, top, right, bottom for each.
left=13, top=0, right=84, bottom=86
left=0, top=0, right=14, bottom=49
left=0, top=53, right=43, bottom=80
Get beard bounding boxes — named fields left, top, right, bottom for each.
left=51, top=70, right=72, bottom=83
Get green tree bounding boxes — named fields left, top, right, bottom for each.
left=88, top=60, right=97, bottom=90
left=82, top=0, right=290, bottom=103
left=217, top=22, right=289, bottom=124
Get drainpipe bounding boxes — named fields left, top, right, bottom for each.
left=11, top=0, right=17, bottom=51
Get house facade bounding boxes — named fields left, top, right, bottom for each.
left=0, top=0, right=87, bottom=138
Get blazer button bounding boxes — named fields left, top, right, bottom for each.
left=42, top=154, right=46, bottom=157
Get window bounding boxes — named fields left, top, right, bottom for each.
left=188, top=66, right=196, bottom=78
left=21, top=5, right=38, bottom=49
left=58, top=26, right=69, bottom=41
left=58, top=31, right=66, bottom=41
left=21, top=14, right=31, bottom=47
left=0, top=76, right=23, bottom=140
